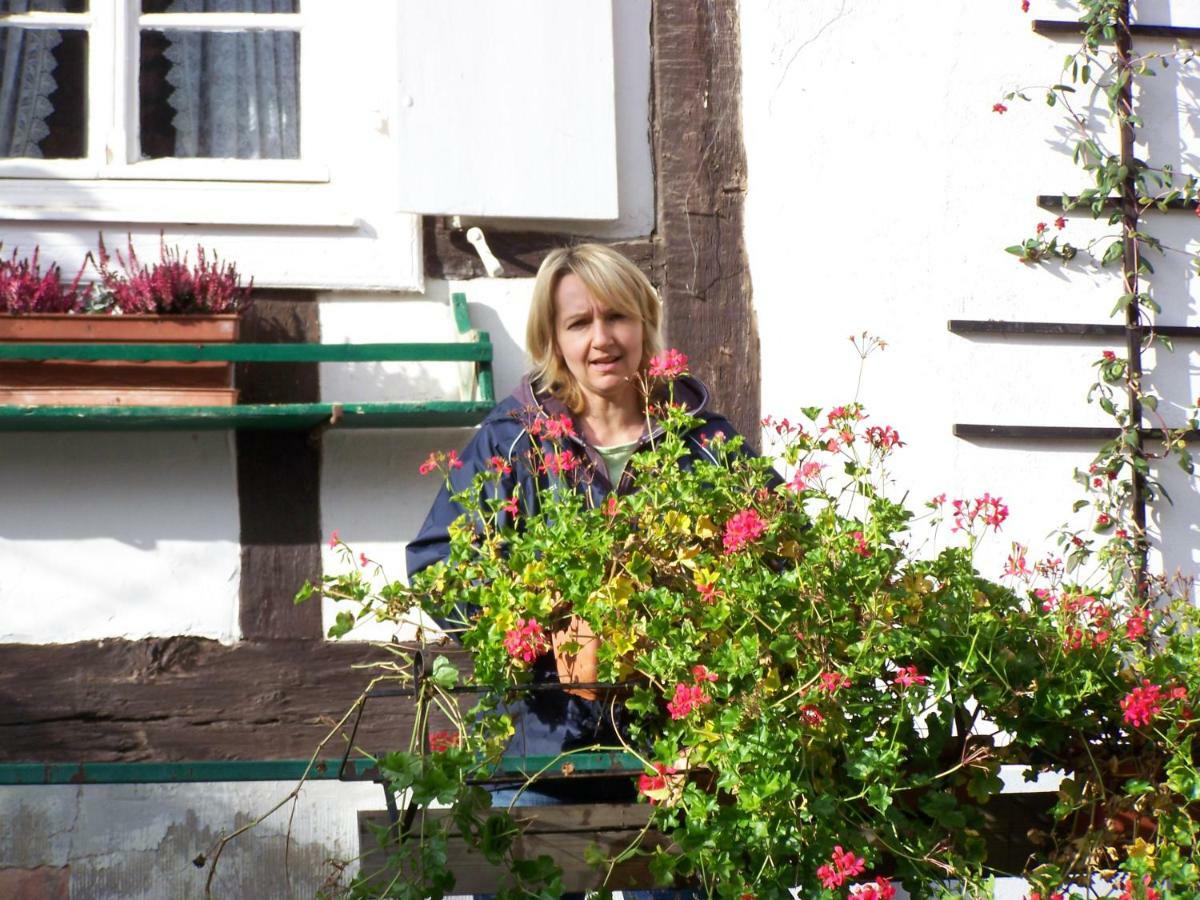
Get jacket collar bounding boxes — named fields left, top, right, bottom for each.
left=516, top=374, right=710, bottom=446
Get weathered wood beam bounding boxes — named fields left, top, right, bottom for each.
left=235, top=291, right=323, bottom=641
left=0, top=638, right=412, bottom=762
left=653, top=0, right=759, bottom=446
left=422, top=218, right=659, bottom=282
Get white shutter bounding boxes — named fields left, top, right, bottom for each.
left=394, top=0, right=619, bottom=220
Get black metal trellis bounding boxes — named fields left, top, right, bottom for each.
left=951, top=6, right=1200, bottom=588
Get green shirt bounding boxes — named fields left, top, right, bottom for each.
left=594, top=440, right=640, bottom=487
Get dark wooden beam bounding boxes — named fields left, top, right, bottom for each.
left=1032, top=19, right=1200, bottom=40
left=235, top=290, right=323, bottom=640
left=422, top=218, right=659, bottom=282
left=652, top=0, right=759, bottom=446
left=949, top=319, right=1200, bottom=339
left=0, top=638, right=413, bottom=762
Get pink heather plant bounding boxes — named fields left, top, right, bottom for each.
left=0, top=247, right=86, bottom=313
left=90, top=235, right=252, bottom=314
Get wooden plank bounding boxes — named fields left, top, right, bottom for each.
left=0, top=313, right=239, bottom=342
left=1037, top=193, right=1197, bottom=212
left=653, top=0, right=760, bottom=449
left=423, top=218, right=659, bottom=281
left=0, top=638, right=414, bottom=762
left=955, top=423, right=1200, bottom=442
left=358, top=805, right=667, bottom=892
left=955, top=424, right=1120, bottom=441
left=949, top=319, right=1200, bottom=339
left=1032, top=19, right=1200, bottom=40
left=0, top=386, right=237, bottom=406
left=358, top=790, right=1058, bottom=890
left=0, top=341, right=494, bottom=363
left=236, top=293, right=323, bottom=641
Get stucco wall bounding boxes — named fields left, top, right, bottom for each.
left=0, top=780, right=383, bottom=899
left=740, top=0, right=1200, bottom=583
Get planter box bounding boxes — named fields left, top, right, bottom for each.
left=0, top=314, right=239, bottom=407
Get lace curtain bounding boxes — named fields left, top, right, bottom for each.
left=163, top=0, right=299, bottom=159
left=0, top=0, right=64, bottom=158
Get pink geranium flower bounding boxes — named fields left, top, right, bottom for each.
left=667, top=683, right=711, bottom=719
left=850, top=878, right=896, bottom=900
left=1121, top=679, right=1164, bottom=728
left=503, top=618, right=550, bottom=665
left=893, top=665, right=927, bottom=689
left=723, top=508, right=767, bottom=553
left=816, top=844, right=866, bottom=889
left=648, top=348, right=689, bottom=378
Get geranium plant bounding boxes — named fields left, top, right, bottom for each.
left=303, top=352, right=1200, bottom=899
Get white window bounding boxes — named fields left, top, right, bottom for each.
left=0, top=0, right=422, bottom=289
left=0, top=1, right=632, bottom=290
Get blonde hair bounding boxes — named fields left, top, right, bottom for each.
left=526, top=243, right=663, bottom=413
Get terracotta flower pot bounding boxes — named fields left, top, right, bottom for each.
left=0, top=313, right=239, bottom=406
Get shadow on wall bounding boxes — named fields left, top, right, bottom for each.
left=0, top=431, right=239, bottom=544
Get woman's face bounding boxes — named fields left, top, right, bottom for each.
left=553, top=273, right=645, bottom=410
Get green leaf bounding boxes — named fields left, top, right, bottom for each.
left=866, top=782, right=893, bottom=813
left=1167, top=738, right=1200, bottom=801
left=379, top=751, right=421, bottom=790
left=327, top=610, right=355, bottom=639
left=1124, top=778, right=1155, bottom=797
left=431, top=655, right=460, bottom=689
left=967, top=768, right=1005, bottom=804
left=294, top=581, right=315, bottom=605
left=919, top=790, right=967, bottom=830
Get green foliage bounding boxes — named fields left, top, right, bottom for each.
left=304, top=387, right=1200, bottom=897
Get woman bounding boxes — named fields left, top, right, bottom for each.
left=406, top=243, right=748, bottom=804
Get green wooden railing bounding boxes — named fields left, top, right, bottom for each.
left=0, top=753, right=642, bottom=786
left=0, top=292, right=495, bottom=432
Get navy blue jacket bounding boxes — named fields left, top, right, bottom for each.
left=406, top=376, right=747, bottom=790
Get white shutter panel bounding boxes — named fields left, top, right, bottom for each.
left=394, top=0, right=619, bottom=220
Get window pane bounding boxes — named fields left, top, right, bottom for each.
left=0, top=26, right=85, bottom=158
left=140, top=28, right=299, bottom=159
left=0, top=1, right=87, bottom=12
left=141, top=0, right=297, bottom=13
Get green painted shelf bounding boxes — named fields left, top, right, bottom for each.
left=0, top=292, right=496, bottom=431
left=0, top=754, right=643, bottom=785
left=0, top=400, right=495, bottom=432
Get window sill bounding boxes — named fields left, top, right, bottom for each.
left=0, top=159, right=330, bottom=183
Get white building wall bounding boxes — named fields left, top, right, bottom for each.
left=740, top=0, right=1200, bottom=583
left=0, top=432, right=241, bottom=644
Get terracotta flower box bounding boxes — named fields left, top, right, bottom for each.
left=0, top=313, right=240, bottom=407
